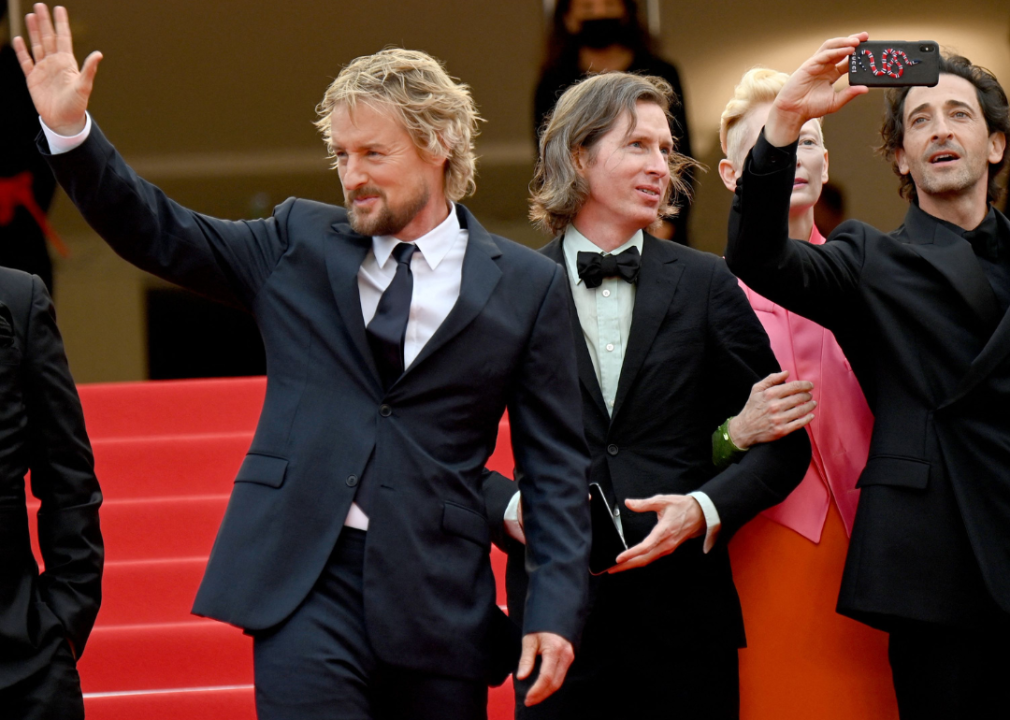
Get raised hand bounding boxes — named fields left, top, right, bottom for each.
left=608, top=494, right=705, bottom=573
left=728, top=370, right=816, bottom=449
left=765, top=33, right=870, bottom=148
left=12, top=4, right=102, bottom=136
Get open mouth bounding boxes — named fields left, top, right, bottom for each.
left=929, top=152, right=960, bottom=164
left=636, top=187, right=661, bottom=199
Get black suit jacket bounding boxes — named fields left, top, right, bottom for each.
left=43, top=123, right=592, bottom=682
left=726, top=134, right=1010, bottom=630
left=485, top=234, right=810, bottom=650
left=0, top=267, right=102, bottom=688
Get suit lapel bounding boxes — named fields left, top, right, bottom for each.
left=611, top=235, right=682, bottom=421
left=325, top=222, right=382, bottom=388
left=542, top=238, right=609, bottom=418
left=403, top=205, right=502, bottom=378
left=905, top=205, right=1001, bottom=331
left=941, top=211, right=1010, bottom=408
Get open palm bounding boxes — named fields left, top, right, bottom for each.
left=12, top=4, right=102, bottom=136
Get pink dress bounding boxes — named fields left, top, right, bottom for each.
left=739, top=225, right=874, bottom=542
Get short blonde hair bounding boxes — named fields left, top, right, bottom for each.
left=530, top=72, right=696, bottom=236
left=720, top=68, right=822, bottom=168
left=314, top=48, right=482, bottom=202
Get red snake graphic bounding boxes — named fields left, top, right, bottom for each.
left=852, top=48, right=922, bottom=79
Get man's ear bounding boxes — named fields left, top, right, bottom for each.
left=717, top=158, right=739, bottom=193
left=988, top=131, right=1007, bottom=165
left=895, top=147, right=910, bottom=176
left=822, top=149, right=830, bottom=184
left=573, top=146, right=588, bottom=176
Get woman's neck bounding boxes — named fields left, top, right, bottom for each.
left=790, top=209, right=814, bottom=243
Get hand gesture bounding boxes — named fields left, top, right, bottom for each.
left=609, top=494, right=705, bottom=573
left=12, top=4, right=102, bottom=136
left=765, top=33, right=870, bottom=147
left=728, top=370, right=815, bottom=449
left=516, top=632, right=575, bottom=706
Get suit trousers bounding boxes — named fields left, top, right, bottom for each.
left=514, top=595, right=739, bottom=720
left=0, top=639, right=84, bottom=720
left=252, top=528, right=488, bottom=720
left=888, top=620, right=1010, bottom=719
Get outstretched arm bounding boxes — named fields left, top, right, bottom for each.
left=13, top=4, right=101, bottom=136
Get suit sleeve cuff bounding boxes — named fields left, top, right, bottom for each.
left=748, top=128, right=798, bottom=175
left=687, top=491, right=721, bottom=553
left=41, top=112, right=92, bottom=155
left=504, top=491, right=526, bottom=544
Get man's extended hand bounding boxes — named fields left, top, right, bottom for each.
left=765, top=33, right=870, bottom=147
left=729, top=370, right=815, bottom=449
left=609, top=494, right=705, bottom=573
left=12, top=4, right=101, bottom=136
left=516, top=632, right=575, bottom=707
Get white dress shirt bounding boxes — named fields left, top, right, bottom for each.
left=506, top=224, right=721, bottom=553
left=42, top=113, right=468, bottom=533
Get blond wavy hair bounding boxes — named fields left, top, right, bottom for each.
left=529, top=72, right=696, bottom=236
left=314, top=48, right=482, bottom=202
left=720, top=67, right=823, bottom=168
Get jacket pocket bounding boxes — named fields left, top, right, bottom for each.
left=856, top=455, right=930, bottom=490
left=234, top=454, right=288, bottom=488
left=442, top=501, right=490, bottom=547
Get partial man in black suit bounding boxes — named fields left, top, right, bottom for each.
left=0, top=264, right=102, bottom=720
left=483, top=71, right=811, bottom=720
left=14, top=5, right=591, bottom=719
left=725, top=34, right=1010, bottom=719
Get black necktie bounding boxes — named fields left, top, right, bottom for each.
left=367, top=242, right=418, bottom=390
left=576, top=246, right=642, bottom=289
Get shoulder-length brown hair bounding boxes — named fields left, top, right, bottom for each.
left=529, top=72, right=696, bottom=235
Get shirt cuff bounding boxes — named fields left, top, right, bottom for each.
left=712, top=416, right=748, bottom=469
left=504, top=491, right=526, bottom=544
left=748, top=128, right=798, bottom=175
left=687, top=491, right=721, bottom=554
left=41, top=112, right=92, bottom=155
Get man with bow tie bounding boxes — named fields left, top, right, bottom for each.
left=726, top=35, right=1010, bottom=718
left=483, top=71, right=810, bottom=720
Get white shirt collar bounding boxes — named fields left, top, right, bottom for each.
left=372, top=203, right=462, bottom=271
left=563, top=225, right=644, bottom=285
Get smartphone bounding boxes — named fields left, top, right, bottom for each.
left=848, top=41, right=940, bottom=88
left=588, top=482, right=628, bottom=575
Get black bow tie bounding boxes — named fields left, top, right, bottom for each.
left=576, top=246, right=641, bottom=289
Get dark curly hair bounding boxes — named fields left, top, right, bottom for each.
left=878, top=54, right=1010, bottom=205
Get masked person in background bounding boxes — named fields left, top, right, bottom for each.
left=533, top=0, right=692, bottom=244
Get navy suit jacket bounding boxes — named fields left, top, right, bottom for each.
left=43, top=123, right=592, bottom=681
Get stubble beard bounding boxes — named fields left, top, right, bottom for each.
left=914, top=144, right=988, bottom=198
left=346, top=184, right=431, bottom=237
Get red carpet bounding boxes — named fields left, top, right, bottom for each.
left=25, top=376, right=895, bottom=718
left=24, top=377, right=513, bottom=719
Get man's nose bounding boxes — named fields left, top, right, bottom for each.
left=932, top=115, right=954, bottom=140
left=341, top=156, right=367, bottom=189
left=647, top=148, right=670, bottom=177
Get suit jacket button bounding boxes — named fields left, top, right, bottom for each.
left=379, top=405, right=392, bottom=417
left=346, top=475, right=358, bottom=487
left=607, top=444, right=619, bottom=456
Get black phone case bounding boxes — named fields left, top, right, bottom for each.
left=588, top=483, right=628, bottom=575
left=849, top=41, right=940, bottom=88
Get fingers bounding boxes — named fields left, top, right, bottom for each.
left=522, top=635, right=574, bottom=707
left=26, top=12, right=44, bottom=63
left=11, top=36, right=35, bottom=77
left=80, top=51, right=103, bottom=95
left=54, top=5, right=74, bottom=56
left=753, top=370, right=789, bottom=391
left=516, top=635, right=538, bottom=681
left=614, top=519, right=664, bottom=564
left=36, top=4, right=58, bottom=57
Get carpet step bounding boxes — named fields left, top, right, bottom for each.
left=84, top=685, right=256, bottom=720
left=98, top=557, right=208, bottom=626
left=97, top=495, right=228, bottom=562
left=79, top=620, right=253, bottom=693
left=91, top=432, right=251, bottom=499
left=78, top=377, right=266, bottom=440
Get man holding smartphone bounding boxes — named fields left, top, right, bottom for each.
left=726, top=33, right=1010, bottom=718
left=483, top=70, right=811, bottom=719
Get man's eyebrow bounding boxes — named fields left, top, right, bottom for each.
left=944, top=99, right=975, bottom=112
left=906, top=101, right=932, bottom=118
